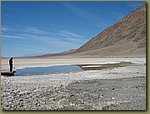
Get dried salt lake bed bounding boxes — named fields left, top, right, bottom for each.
left=1, top=58, right=146, bottom=110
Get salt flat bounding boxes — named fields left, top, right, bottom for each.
left=1, top=57, right=146, bottom=70
left=1, top=57, right=146, bottom=110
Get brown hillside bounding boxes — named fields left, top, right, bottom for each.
left=74, top=4, right=146, bottom=57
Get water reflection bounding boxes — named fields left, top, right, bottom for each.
left=15, top=65, right=84, bottom=76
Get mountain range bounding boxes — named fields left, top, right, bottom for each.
left=32, top=4, right=146, bottom=58
left=72, top=4, right=146, bottom=57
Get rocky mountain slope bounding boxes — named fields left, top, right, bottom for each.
left=73, top=4, right=146, bottom=57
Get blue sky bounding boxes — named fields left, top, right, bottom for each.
left=2, top=1, right=145, bottom=57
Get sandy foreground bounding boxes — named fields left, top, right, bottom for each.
left=1, top=58, right=146, bottom=110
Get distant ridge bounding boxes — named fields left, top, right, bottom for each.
left=35, top=49, right=77, bottom=58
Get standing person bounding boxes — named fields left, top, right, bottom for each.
left=9, top=57, right=13, bottom=72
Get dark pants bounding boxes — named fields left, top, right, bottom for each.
left=10, top=64, right=13, bottom=72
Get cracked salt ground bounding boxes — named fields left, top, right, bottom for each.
left=1, top=74, right=146, bottom=110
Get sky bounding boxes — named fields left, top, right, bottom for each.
left=2, top=1, right=145, bottom=57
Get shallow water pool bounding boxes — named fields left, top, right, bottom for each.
left=15, top=65, right=84, bottom=76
